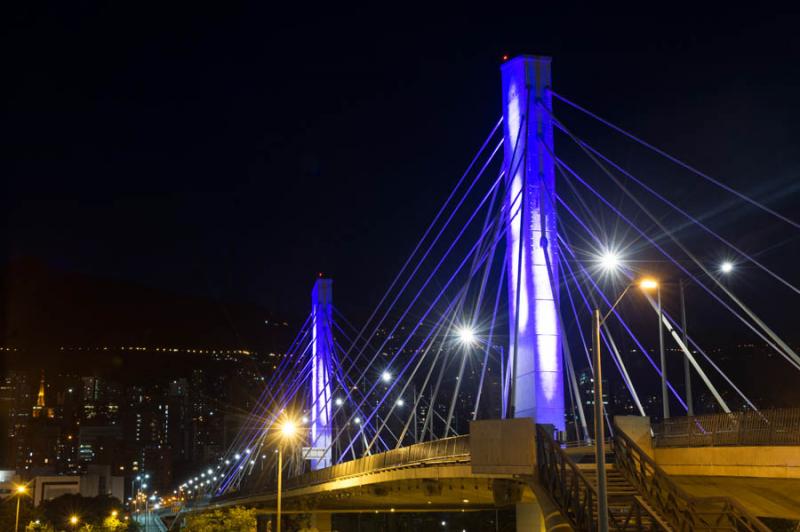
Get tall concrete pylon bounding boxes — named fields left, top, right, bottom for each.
left=310, top=277, right=333, bottom=469
left=502, top=56, right=565, bottom=431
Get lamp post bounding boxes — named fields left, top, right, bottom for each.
left=276, top=419, right=298, bottom=532
left=131, top=473, right=148, bottom=520
left=591, top=307, right=609, bottom=532
left=276, top=444, right=283, bottom=532
left=593, top=277, right=658, bottom=532
left=657, top=282, right=669, bottom=420
left=13, top=485, right=27, bottom=532
left=679, top=279, right=692, bottom=416
left=131, top=475, right=139, bottom=514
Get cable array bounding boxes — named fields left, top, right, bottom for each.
left=177, top=89, right=797, bottom=502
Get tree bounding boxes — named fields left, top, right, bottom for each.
left=0, top=493, right=30, bottom=530
left=102, top=514, right=127, bottom=530
left=184, top=506, right=256, bottom=531
left=38, top=494, right=126, bottom=530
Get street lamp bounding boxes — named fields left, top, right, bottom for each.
left=456, top=326, right=476, bottom=346
left=654, top=278, right=669, bottom=421
left=593, top=277, right=657, bottom=532
left=69, top=515, right=80, bottom=529
left=599, top=251, right=620, bottom=271
left=13, top=485, right=27, bottom=532
left=276, top=418, right=299, bottom=532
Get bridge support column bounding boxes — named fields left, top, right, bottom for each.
left=256, top=514, right=271, bottom=532
left=516, top=501, right=545, bottom=531
left=502, top=55, right=564, bottom=431
left=311, top=278, right=334, bottom=469
left=309, top=512, right=332, bottom=532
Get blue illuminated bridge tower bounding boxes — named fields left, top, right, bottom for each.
left=502, top=56, right=564, bottom=430
left=310, top=277, right=333, bottom=469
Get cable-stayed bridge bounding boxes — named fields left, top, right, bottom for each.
left=161, top=56, right=800, bottom=531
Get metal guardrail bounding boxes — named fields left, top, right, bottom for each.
left=206, top=436, right=470, bottom=508
left=284, top=435, right=470, bottom=490
left=653, top=408, right=800, bottom=447
left=535, top=425, right=668, bottom=531
left=614, top=428, right=770, bottom=531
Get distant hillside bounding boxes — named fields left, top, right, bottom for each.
left=0, top=257, right=292, bottom=373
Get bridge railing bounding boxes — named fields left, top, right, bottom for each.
left=614, top=427, right=770, bottom=531
left=284, top=435, right=470, bottom=490
left=535, top=425, right=668, bottom=531
left=653, top=408, right=800, bottom=447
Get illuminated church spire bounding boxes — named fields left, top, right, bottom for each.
left=32, top=371, right=54, bottom=419
left=37, top=373, right=46, bottom=407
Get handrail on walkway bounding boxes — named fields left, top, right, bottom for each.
left=653, top=407, right=800, bottom=447
left=613, top=427, right=770, bottom=531
left=535, top=424, right=667, bottom=531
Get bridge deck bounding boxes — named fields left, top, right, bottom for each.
left=673, top=475, right=800, bottom=520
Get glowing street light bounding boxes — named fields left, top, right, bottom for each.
left=69, top=515, right=80, bottom=527
left=639, top=278, right=658, bottom=290
left=395, top=398, right=405, bottom=407
left=599, top=251, right=620, bottom=271
left=381, top=371, right=392, bottom=383
left=13, top=485, right=27, bottom=532
left=280, top=420, right=297, bottom=439
left=720, top=261, right=734, bottom=274
left=334, top=397, right=344, bottom=406
left=276, top=418, right=300, bottom=532
left=456, top=326, right=476, bottom=346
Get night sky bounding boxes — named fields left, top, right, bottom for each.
left=4, top=4, right=800, bottom=324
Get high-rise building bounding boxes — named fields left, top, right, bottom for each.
left=0, top=372, right=31, bottom=469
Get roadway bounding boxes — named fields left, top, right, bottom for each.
left=673, top=476, right=800, bottom=520
left=133, top=511, right=168, bottom=532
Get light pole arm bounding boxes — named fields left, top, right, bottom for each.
left=601, top=283, right=633, bottom=323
